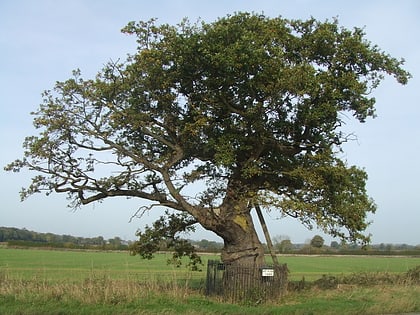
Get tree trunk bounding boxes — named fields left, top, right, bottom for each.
left=199, top=198, right=288, bottom=301
left=215, top=208, right=264, bottom=267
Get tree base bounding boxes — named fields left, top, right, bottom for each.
left=206, top=260, right=288, bottom=303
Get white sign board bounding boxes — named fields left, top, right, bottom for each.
left=261, top=268, right=274, bottom=277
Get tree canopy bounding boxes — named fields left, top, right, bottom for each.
left=6, top=13, right=410, bottom=266
left=311, top=235, right=325, bottom=248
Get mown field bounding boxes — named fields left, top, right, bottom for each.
left=1, top=247, right=419, bottom=314
left=1, top=247, right=419, bottom=281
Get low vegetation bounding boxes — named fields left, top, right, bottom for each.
left=1, top=270, right=419, bottom=314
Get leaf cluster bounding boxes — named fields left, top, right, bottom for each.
left=129, top=210, right=202, bottom=270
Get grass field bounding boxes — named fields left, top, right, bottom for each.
left=1, top=247, right=419, bottom=281
left=1, top=247, right=419, bottom=314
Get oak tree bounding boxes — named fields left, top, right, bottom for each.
left=6, top=13, right=410, bottom=269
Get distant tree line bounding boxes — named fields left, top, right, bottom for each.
left=190, top=239, right=224, bottom=252
left=0, top=226, right=223, bottom=252
left=1, top=227, right=418, bottom=255
left=272, top=234, right=420, bottom=255
left=0, top=227, right=129, bottom=250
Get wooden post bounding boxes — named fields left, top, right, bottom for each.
left=254, top=203, right=280, bottom=267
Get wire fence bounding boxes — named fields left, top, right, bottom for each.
left=205, top=260, right=288, bottom=302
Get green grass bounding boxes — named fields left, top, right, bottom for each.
left=1, top=247, right=419, bottom=314
left=277, top=255, right=420, bottom=280
left=0, top=247, right=211, bottom=282
left=2, top=248, right=419, bottom=282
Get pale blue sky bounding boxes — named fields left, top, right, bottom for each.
left=1, top=0, right=419, bottom=245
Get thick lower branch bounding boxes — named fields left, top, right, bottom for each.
left=74, top=187, right=183, bottom=211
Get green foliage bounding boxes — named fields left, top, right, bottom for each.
left=5, top=13, right=411, bottom=253
left=129, top=211, right=203, bottom=270
left=276, top=239, right=293, bottom=253
left=310, top=235, right=325, bottom=248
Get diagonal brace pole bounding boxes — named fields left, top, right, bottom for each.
left=254, top=203, right=280, bottom=267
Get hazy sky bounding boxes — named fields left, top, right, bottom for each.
left=1, top=0, right=419, bottom=245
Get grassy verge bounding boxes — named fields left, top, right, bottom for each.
left=0, top=273, right=419, bottom=314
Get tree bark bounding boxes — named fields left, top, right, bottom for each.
left=206, top=200, right=265, bottom=267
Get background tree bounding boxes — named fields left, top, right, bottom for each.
left=310, top=235, right=325, bottom=248
left=5, top=13, right=410, bottom=269
left=273, top=235, right=293, bottom=253
left=277, top=239, right=293, bottom=254
left=330, top=241, right=340, bottom=249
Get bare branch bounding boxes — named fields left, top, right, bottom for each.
left=129, top=203, right=162, bottom=222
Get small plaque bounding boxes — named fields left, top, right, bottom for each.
left=262, top=268, right=274, bottom=277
